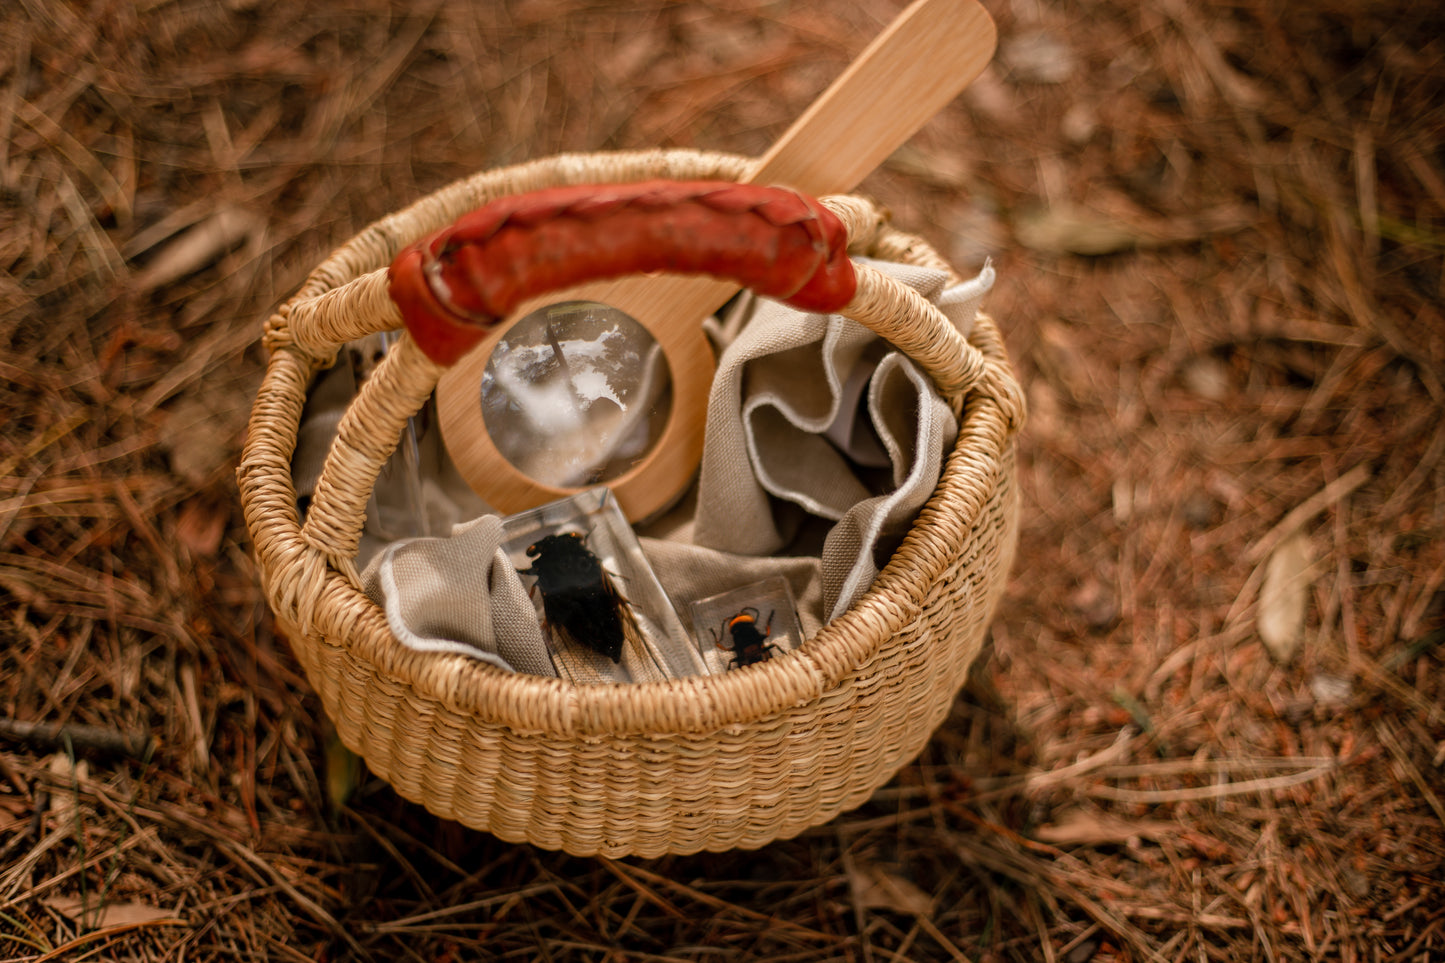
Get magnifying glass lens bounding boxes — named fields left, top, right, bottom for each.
left=479, top=301, right=674, bottom=489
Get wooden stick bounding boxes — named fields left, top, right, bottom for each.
left=437, top=0, right=998, bottom=521
left=0, top=718, right=154, bottom=759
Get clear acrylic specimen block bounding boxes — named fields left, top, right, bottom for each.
left=501, top=487, right=700, bottom=684
left=689, top=576, right=803, bottom=674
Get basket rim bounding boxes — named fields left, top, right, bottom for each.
left=239, top=148, right=1022, bottom=739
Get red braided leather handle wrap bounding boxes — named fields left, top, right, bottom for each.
left=388, top=181, right=857, bottom=365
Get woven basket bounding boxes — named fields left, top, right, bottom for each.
left=238, top=149, right=1024, bottom=858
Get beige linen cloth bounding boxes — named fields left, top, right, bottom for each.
left=692, top=258, right=991, bottom=621
left=292, top=259, right=994, bottom=674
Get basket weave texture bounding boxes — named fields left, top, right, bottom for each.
left=238, top=149, right=1025, bottom=857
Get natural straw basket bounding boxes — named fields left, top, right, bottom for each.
left=238, top=149, right=1024, bottom=858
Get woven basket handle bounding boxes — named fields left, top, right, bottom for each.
left=387, top=181, right=857, bottom=366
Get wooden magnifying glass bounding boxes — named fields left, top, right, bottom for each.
left=431, top=0, right=997, bottom=523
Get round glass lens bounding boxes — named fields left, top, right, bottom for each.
left=480, top=301, right=674, bottom=488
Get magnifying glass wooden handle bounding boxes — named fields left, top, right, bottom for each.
left=431, top=0, right=998, bottom=521
left=391, top=182, right=857, bottom=520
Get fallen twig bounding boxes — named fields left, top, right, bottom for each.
left=0, top=719, right=154, bottom=760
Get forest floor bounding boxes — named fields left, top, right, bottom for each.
left=3, top=0, right=1444, bottom=960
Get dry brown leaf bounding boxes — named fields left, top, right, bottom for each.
left=1034, top=810, right=1179, bottom=846
left=45, top=754, right=88, bottom=829
left=1000, top=29, right=1077, bottom=84
left=1310, top=672, right=1353, bottom=709
left=158, top=388, right=250, bottom=486
left=131, top=206, right=261, bottom=292
left=886, top=143, right=973, bottom=189
left=1014, top=205, right=1142, bottom=256
left=176, top=496, right=228, bottom=558
left=43, top=895, right=183, bottom=928
left=1061, top=102, right=1098, bottom=143
left=1258, top=532, right=1314, bottom=663
left=962, top=64, right=1017, bottom=120
left=848, top=863, right=934, bottom=916
left=1015, top=203, right=1255, bottom=256
left=1180, top=355, right=1232, bottom=401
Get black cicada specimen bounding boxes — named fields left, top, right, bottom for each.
left=518, top=531, right=640, bottom=663
left=713, top=607, right=776, bottom=669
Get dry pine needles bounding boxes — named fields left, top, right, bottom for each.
left=2, top=0, right=1443, bottom=960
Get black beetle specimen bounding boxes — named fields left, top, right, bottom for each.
left=518, top=531, right=639, bottom=663
left=712, top=607, right=776, bottom=670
